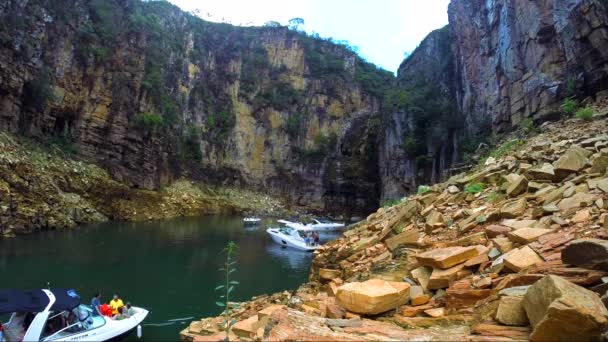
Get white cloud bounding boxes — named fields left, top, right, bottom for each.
left=168, top=0, right=450, bottom=73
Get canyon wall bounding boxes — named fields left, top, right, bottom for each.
left=1, top=0, right=608, bottom=216
left=449, top=0, right=608, bottom=128
left=379, top=0, right=608, bottom=201
left=380, top=27, right=462, bottom=199
left=0, top=0, right=392, bottom=216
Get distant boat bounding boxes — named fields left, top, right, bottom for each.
left=278, top=218, right=345, bottom=231
left=243, top=217, right=261, bottom=224
left=0, top=288, right=148, bottom=342
left=266, top=227, right=319, bottom=252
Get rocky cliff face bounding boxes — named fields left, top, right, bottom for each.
left=0, top=0, right=391, bottom=216
left=449, top=0, right=608, bottom=128
left=380, top=0, right=608, bottom=202
left=2, top=0, right=608, bottom=219
left=380, top=27, right=462, bottom=200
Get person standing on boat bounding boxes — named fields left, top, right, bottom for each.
left=109, top=294, right=124, bottom=316
left=304, top=232, right=312, bottom=246
left=312, top=231, right=320, bottom=245
left=91, top=292, right=102, bottom=316
left=0, top=319, right=4, bottom=342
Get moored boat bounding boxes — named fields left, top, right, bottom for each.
left=243, top=217, right=261, bottom=224
left=0, top=288, right=148, bottom=342
left=277, top=218, right=344, bottom=231
left=266, top=227, right=319, bottom=252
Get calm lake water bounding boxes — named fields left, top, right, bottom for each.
left=0, top=216, right=341, bottom=341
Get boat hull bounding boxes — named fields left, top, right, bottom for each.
left=266, top=229, right=318, bottom=252
left=46, top=307, right=148, bottom=342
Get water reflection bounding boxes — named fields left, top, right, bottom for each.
left=265, top=244, right=312, bottom=270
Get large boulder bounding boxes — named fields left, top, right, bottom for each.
left=336, top=279, right=410, bottom=315
left=553, top=147, right=590, bottom=180
left=522, top=275, right=608, bottom=341
left=562, top=238, right=608, bottom=271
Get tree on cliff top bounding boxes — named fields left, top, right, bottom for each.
left=288, top=17, right=305, bottom=31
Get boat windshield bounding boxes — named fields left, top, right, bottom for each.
left=315, top=218, right=332, bottom=223
left=42, top=305, right=104, bottom=341
left=278, top=227, right=295, bottom=235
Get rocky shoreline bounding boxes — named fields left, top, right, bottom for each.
left=182, top=109, right=608, bottom=341
left=0, top=132, right=295, bottom=237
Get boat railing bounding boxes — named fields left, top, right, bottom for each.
left=43, top=320, right=86, bottom=341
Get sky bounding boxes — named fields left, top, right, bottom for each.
left=167, top=0, right=451, bottom=73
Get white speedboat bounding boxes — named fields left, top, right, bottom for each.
left=277, top=218, right=344, bottom=231
left=0, top=288, right=148, bottom=342
left=266, top=227, right=319, bottom=252
left=309, top=218, right=345, bottom=230
left=243, top=217, right=261, bottom=224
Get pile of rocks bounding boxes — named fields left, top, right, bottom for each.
left=181, top=116, right=608, bottom=341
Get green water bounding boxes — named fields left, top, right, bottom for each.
left=0, top=216, right=341, bottom=341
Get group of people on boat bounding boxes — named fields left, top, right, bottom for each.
left=304, top=231, right=320, bottom=246
left=91, top=292, right=135, bottom=321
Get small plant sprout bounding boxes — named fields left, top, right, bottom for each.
left=465, top=183, right=484, bottom=194
left=417, top=185, right=431, bottom=195
left=216, top=241, right=239, bottom=340
left=575, top=106, right=595, bottom=121
left=561, top=97, right=577, bottom=115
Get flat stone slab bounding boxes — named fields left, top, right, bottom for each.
left=492, top=237, right=514, bottom=254
left=232, top=315, right=261, bottom=338
left=416, top=246, right=479, bottom=269
left=428, top=263, right=466, bottom=289
left=319, top=268, right=342, bottom=281
left=385, top=229, right=419, bottom=251
left=558, top=192, right=597, bottom=211
left=503, top=246, right=544, bottom=272
left=500, top=198, right=527, bottom=218
left=507, top=227, right=552, bottom=244
left=445, top=288, right=491, bottom=309
left=485, top=225, right=512, bottom=238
